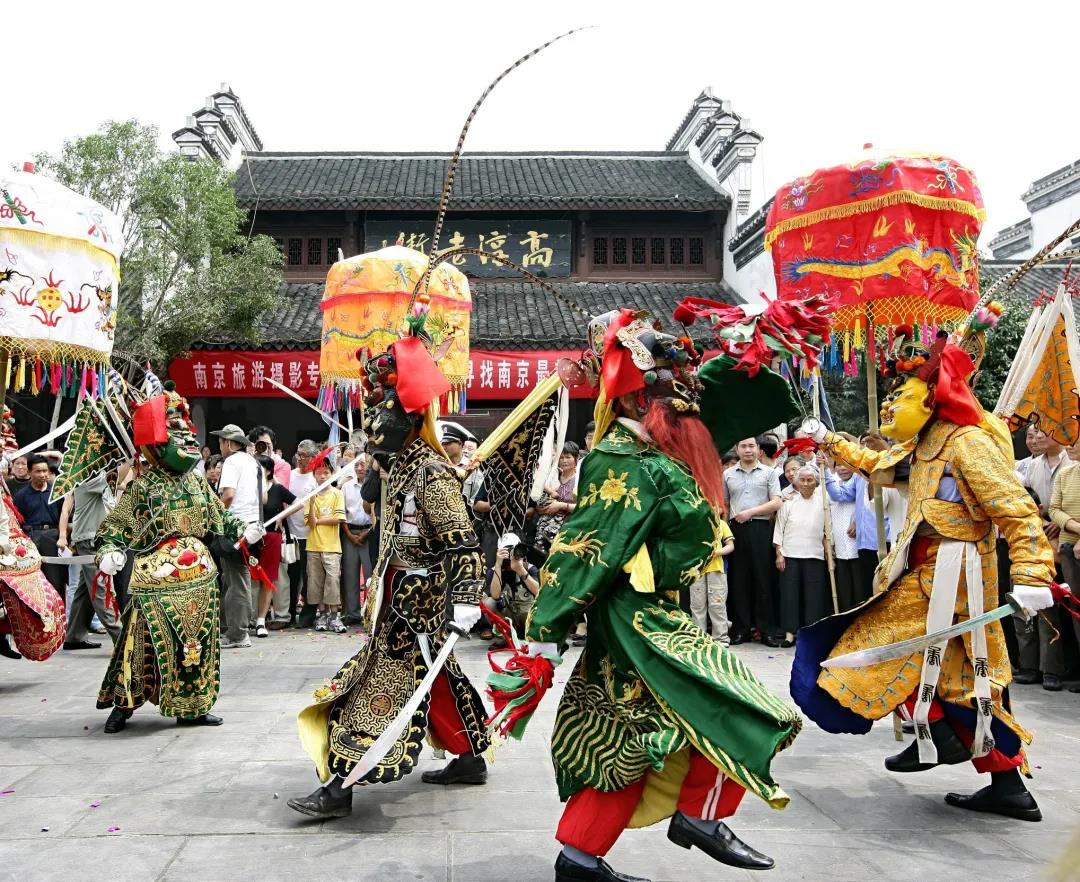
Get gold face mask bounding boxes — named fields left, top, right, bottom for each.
left=880, top=376, right=933, bottom=441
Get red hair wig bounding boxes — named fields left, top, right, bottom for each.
left=643, top=399, right=726, bottom=514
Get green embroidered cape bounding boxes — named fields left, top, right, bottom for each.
left=96, top=468, right=244, bottom=719
left=526, top=421, right=801, bottom=810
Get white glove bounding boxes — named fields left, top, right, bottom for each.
left=99, top=551, right=127, bottom=576
left=1011, top=584, right=1054, bottom=615
left=452, top=603, right=482, bottom=633
left=800, top=418, right=828, bottom=443
left=527, top=641, right=559, bottom=659
left=243, top=522, right=267, bottom=545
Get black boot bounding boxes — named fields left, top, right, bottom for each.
left=667, top=811, right=774, bottom=870
left=884, top=718, right=970, bottom=772
left=945, top=769, right=1042, bottom=822
left=421, top=753, right=487, bottom=785
left=103, top=707, right=133, bottom=734
left=554, top=852, right=651, bottom=882
left=287, top=782, right=353, bottom=820
left=176, top=713, right=224, bottom=727
left=0, top=634, right=20, bottom=660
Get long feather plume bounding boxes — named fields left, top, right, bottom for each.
left=975, top=217, right=1080, bottom=307
left=410, top=27, right=592, bottom=309
left=425, top=246, right=592, bottom=323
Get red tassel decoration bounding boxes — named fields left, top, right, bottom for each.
left=1050, top=582, right=1080, bottom=622
left=484, top=608, right=556, bottom=740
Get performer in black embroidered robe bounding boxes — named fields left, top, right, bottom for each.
left=289, top=344, right=488, bottom=820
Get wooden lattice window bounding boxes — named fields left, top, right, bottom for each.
left=612, top=237, right=627, bottom=265
left=669, top=237, right=684, bottom=265
left=287, top=238, right=303, bottom=266
left=650, top=237, right=665, bottom=264
left=631, top=237, right=646, bottom=265
left=307, top=238, right=323, bottom=265
left=327, top=237, right=342, bottom=263
left=593, top=237, right=608, bottom=265
left=689, top=237, right=704, bottom=266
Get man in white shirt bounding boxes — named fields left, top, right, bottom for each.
left=288, top=440, right=319, bottom=626
left=339, top=455, right=373, bottom=626
left=1016, top=427, right=1067, bottom=690
left=212, top=423, right=261, bottom=648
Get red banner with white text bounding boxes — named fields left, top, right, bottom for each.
left=170, top=349, right=592, bottom=401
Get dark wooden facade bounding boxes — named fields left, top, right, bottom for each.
left=253, top=208, right=727, bottom=285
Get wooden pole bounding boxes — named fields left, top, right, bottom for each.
left=0, top=353, right=8, bottom=419
left=865, top=311, right=888, bottom=565
left=814, top=368, right=840, bottom=614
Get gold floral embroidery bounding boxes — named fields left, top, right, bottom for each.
left=548, top=530, right=607, bottom=567
left=681, top=485, right=706, bottom=510
left=579, top=469, right=642, bottom=511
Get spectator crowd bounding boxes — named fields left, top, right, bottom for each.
left=5, top=414, right=1078, bottom=695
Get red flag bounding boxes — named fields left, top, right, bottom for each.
left=934, top=345, right=981, bottom=427
left=390, top=335, right=451, bottom=414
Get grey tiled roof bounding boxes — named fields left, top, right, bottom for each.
left=233, top=152, right=730, bottom=212
left=728, top=197, right=773, bottom=252
left=194, top=280, right=736, bottom=352
left=980, top=260, right=1076, bottom=302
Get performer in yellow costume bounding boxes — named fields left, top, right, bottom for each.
left=792, top=322, right=1057, bottom=822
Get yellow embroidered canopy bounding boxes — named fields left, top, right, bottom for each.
left=318, top=244, right=471, bottom=412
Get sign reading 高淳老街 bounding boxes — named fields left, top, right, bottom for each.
left=363, top=220, right=571, bottom=278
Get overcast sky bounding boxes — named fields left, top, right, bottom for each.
left=7, top=0, right=1077, bottom=241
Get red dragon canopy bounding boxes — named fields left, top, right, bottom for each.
left=765, top=153, right=985, bottom=364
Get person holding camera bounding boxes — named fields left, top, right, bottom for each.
left=483, top=533, right=540, bottom=643
left=249, top=425, right=291, bottom=489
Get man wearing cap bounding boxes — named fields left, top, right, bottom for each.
left=212, top=424, right=261, bottom=648
left=440, top=424, right=469, bottom=467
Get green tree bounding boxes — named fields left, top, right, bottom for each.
left=972, top=289, right=1034, bottom=408
left=33, top=120, right=282, bottom=368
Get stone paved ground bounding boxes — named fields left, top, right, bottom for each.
left=1, top=629, right=1078, bottom=882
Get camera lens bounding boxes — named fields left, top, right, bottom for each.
left=513, top=543, right=527, bottom=559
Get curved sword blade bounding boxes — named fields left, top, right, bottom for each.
left=341, top=631, right=460, bottom=788
left=822, top=598, right=1023, bottom=670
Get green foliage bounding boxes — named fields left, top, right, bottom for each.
left=821, top=367, right=871, bottom=436
left=33, top=120, right=282, bottom=368
left=972, top=290, right=1033, bottom=407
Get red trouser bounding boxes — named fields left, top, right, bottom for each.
left=556, top=749, right=746, bottom=857
left=427, top=669, right=473, bottom=756
left=901, top=694, right=1020, bottom=773
left=384, top=567, right=473, bottom=757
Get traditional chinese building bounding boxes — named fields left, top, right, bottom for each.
left=170, top=89, right=767, bottom=448
left=987, top=157, right=1080, bottom=259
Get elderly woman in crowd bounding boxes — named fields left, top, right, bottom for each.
left=1048, top=437, right=1080, bottom=694
left=773, top=465, right=829, bottom=646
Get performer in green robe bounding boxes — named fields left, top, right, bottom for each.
left=521, top=310, right=802, bottom=882
left=94, top=386, right=260, bottom=732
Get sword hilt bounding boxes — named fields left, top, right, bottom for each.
left=447, top=622, right=469, bottom=638
left=1004, top=592, right=1029, bottom=620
